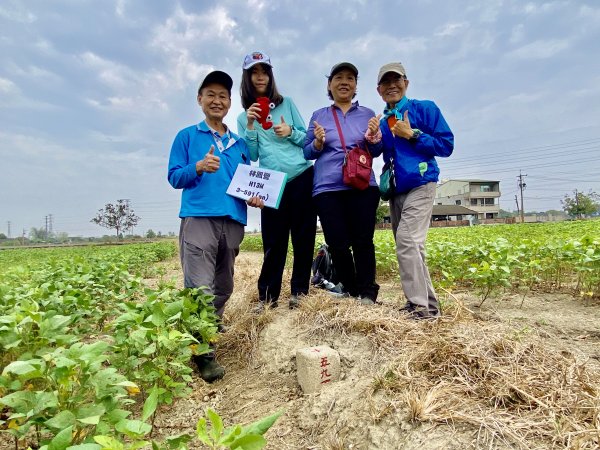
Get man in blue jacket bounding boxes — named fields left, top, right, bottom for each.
left=168, top=70, right=263, bottom=381
left=376, top=62, right=454, bottom=319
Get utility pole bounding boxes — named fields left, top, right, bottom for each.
left=575, top=189, right=580, bottom=219
left=514, top=195, right=520, bottom=216
left=6, top=221, right=10, bottom=239
left=22, top=228, right=26, bottom=246
left=45, top=215, right=49, bottom=240
left=517, top=171, right=527, bottom=223
left=48, top=214, right=53, bottom=236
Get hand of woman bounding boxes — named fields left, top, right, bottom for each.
left=367, top=114, right=382, bottom=137
left=246, top=103, right=262, bottom=130
left=273, top=115, right=292, bottom=138
left=313, top=120, right=326, bottom=150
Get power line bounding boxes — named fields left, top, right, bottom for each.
left=442, top=146, right=599, bottom=171
left=451, top=137, right=600, bottom=164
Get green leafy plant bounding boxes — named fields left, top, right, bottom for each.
left=194, top=408, right=283, bottom=450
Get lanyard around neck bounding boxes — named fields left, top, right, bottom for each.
left=209, top=127, right=236, bottom=153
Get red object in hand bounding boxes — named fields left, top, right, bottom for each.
left=256, top=97, right=275, bottom=130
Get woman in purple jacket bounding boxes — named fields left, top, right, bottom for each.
left=304, top=62, right=383, bottom=304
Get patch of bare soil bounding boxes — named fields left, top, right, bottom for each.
left=149, top=252, right=600, bottom=450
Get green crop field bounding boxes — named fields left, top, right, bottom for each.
left=242, top=220, right=600, bottom=303
left=1, top=221, right=598, bottom=449
left=0, top=241, right=226, bottom=449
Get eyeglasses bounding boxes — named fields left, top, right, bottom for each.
left=378, top=76, right=405, bottom=87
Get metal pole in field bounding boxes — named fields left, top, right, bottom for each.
left=517, top=171, right=527, bottom=224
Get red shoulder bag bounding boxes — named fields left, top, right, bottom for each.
left=331, top=107, right=372, bottom=190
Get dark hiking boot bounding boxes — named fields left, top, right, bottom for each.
left=357, top=296, right=376, bottom=305
left=192, top=355, right=225, bottom=383
left=252, top=300, right=278, bottom=314
left=400, top=302, right=436, bottom=321
left=289, top=294, right=305, bottom=309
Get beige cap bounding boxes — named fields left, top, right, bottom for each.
left=377, top=62, right=407, bottom=84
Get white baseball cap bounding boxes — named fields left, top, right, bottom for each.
left=243, top=51, right=272, bottom=70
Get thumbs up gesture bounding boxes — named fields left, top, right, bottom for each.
left=273, top=115, right=292, bottom=138
left=313, top=120, right=326, bottom=150
left=391, top=110, right=413, bottom=139
left=367, top=113, right=382, bottom=137
left=195, top=145, right=221, bottom=175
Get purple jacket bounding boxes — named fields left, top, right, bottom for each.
left=304, top=102, right=382, bottom=196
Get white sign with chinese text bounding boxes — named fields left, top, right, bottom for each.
left=226, top=164, right=288, bottom=209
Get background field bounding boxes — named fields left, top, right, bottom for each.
left=1, top=221, right=599, bottom=449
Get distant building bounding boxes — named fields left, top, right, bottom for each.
left=436, top=179, right=501, bottom=220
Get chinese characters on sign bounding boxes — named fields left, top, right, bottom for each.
left=320, top=356, right=332, bottom=384
left=312, top=348, right=332, bottom=384
left=226, top=164, right=287, bottom=209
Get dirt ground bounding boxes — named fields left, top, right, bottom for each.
left=148, top=252, right=600, bottom=450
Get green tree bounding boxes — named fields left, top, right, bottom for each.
left=561, top=190, right=600, bottom=219
left=146, top=229, right=156, bottom=238
left=0, top=233, right=7, bottom=240
left=29, top=227, right=48, bottom=241
left=91, top=199, right=141, bottom=237
left=376, top=202, right=389, bottom=223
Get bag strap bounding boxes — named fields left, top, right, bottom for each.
left=331, top=107, right=348, bottom=154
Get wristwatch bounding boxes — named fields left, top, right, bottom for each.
left=411, top=128, right=423, bottom=140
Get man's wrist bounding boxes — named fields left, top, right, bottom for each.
left=410, top=129, right=423, bottom=140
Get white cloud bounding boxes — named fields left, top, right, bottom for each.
left=78, top=51, right=132, bottom=90
left=435, top=22, right=468, bottom=37
left=148, top=6, right=242, bottom=91
left=522, top=1, right=568, bottom=15
left=6, top=63, right=62, bottom=84
left=0, top=4, right=36, bottom=23
left=507, top=39, right=569, bottom=60
left=0, top=77, right=19, bottom=94
left=115, top=0, right=126, bottom=18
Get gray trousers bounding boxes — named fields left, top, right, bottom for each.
left=390, top=182, right=439, bottom=316
left=179, top=217, right=244, bottom=318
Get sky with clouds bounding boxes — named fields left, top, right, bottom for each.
left=1, top=0, right=599, bottom=237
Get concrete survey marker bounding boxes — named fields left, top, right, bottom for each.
left=296, top=345, right=340, bottom=394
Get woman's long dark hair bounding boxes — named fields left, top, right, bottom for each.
left=240, top=63, right=284, bottom=110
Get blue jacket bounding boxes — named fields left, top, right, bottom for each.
left=381, top=99, right=453, bottom=194
left=167, top=121, right=250, bottom=225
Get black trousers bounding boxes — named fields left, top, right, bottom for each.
left=314, top=186, right=380, bottom=300
left=258, top=166, right=317, bottom=302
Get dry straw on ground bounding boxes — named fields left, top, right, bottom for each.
left=291, top=296, right=600, bottom=449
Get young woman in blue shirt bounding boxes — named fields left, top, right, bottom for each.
left=237, top=52, right=316, bottom=310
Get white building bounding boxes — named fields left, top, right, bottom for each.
left=436, top=179, right=501, bottom=220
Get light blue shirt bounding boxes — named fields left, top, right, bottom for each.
left=237, top=97, right=311, bottom=181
